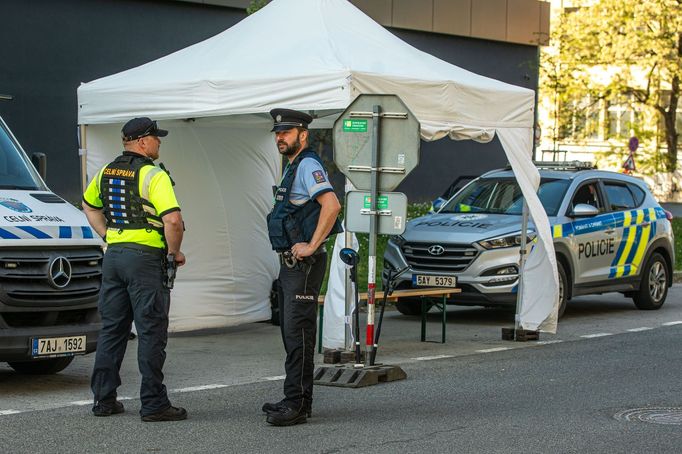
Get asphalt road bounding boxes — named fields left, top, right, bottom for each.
left=1, top=287, right=682, bottom=453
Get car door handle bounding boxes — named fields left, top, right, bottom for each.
left=604, top=228, right=616, bottom=234
left=641, top=221, right=651, bottom=227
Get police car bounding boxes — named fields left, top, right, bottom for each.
left=383, top=162, right=675, bottom=318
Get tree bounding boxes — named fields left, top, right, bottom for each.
left=544, top=0, right=682, bottom=171
left=247, top=0, right=269, bottom=15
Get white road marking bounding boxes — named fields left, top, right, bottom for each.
left=476, top=347, right=511, bottom=353
left=260, top=375, right=286, bottom=381
left=627, top=327, right=653, bottom=332
left=580, top=333, right=613, bottom=338
left=535, top=340, right=564, bottom=345
left=412, top=355, right=454, bottom=361
left=69, top=400, right=93, bottom=406
left=662, top=321, right=682, bottom=326
left=172, top=384, right=228, bottom=392
left=0, top=410, right=23, bottom=416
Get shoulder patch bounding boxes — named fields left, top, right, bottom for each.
left=312, top=170, right=326, bottom=184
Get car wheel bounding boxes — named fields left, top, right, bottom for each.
left=395, top=297, right=431, bottom=316
left=633, top=252, right=668, bottom=310
left=557, top=260, right=569, bottom=319
left=8, top=356, right=74, bottom=375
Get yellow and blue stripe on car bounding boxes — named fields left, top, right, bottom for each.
left=551, top=207, right=665, bottom=279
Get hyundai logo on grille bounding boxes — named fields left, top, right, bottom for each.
left=48, top=256, right=72, bottom=289
left=427, top=245, right=445, bottom=256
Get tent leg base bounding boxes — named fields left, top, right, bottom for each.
left=501, top=327, right=539, bottom=342
left=323, top=349, right=365, bottom=364
left=313, top=364, right=406, bottom=388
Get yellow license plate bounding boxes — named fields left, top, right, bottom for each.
left=412, top=274, right=457, bottom=288
left=31, top=335, right=86, bottom=357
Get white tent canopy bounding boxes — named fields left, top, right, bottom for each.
left=78, top=0, right=559, bottom=333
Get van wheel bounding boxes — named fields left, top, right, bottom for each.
left=395, top=298, right=432, bottom=316
left=557, top=261, right=569, bottom=319
left=8, top=356, right=74, bottom=375
left=633, top=252, right=668, bottom=310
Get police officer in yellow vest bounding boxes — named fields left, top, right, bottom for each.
left=82, top=117, right=187, bottom=422
left=262, top=109, right=342, bottom=426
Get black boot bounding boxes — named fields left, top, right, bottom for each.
left=266, top=404, right=308, bottom=426
left=141, top=405, right=187, bottom=422
left=92, top=399, right=124, bottom=417
left=262, top=400, right=312, bottom=417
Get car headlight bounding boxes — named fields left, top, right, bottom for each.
left=478, top=231, right=536, bottom=250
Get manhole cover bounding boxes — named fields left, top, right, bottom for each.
left=614, top=407, right=682, bottom=425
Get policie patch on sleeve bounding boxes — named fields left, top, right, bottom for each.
left=312, top=170, right=326, bottom=184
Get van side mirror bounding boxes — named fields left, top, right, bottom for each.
left=570, top=203, right=599, bottom=217
left=31, top=152, right=47, bottom=181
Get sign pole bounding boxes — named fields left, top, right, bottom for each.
left=365, top=104, right=381, bottom=366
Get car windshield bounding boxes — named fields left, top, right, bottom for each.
left=439, top=177, right=570, bottom=216
left=0, top=119, right=44, bottom=190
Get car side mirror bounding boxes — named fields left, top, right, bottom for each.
left=570, top=203, right=599, bottom=217
left=431, top=197, right=446, bottom=212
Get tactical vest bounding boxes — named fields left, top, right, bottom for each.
left=99, top=152, right=165, bottom=235
left=267, top=150, right=343, bottom=252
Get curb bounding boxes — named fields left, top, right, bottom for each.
left=674, top=271, right=682, bottom=284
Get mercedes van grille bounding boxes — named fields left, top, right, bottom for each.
left=0, top=248, right=103, bottom=306
left=401, top=242, right=478, bottom=272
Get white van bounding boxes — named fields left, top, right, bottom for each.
left=0, top=115, right=102, bottom=374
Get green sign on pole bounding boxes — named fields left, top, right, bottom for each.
left=363, top=195, right=388, bottom=210
left=342, top=119, right=368, bottom=133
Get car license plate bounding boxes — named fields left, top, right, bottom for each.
left=412, top=274, right=457, bottom=288
left=31, top=336, right=86, bottom=358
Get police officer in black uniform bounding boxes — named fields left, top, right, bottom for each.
left=82, top=117, right=187, bottom=422
left=263, top=108, right=342, bottom=426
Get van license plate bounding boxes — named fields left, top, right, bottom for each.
left=412, top=274, right=456, bottom=288
left=31, top=336, right=86, bottom=358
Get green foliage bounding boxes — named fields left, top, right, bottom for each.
left=541, top=0, right=682, bottom=172
left=673, top=218, right=682, bottom=270
left=246, top=0, right=269, bottom=15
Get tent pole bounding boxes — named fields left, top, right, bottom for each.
left=344, top=177, right=354, bottom=352
left=515, top=199, right=529, bottom=331
left=79, top=124, right=88, bottom=192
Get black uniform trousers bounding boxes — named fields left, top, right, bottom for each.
left=91, top=244, right=171, bottom=416
left=278, top=252, right=327, bottom=410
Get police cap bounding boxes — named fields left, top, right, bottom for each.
left=122, top=117, right=169, bottom=141
left=270, top=108, right=313, bottom=132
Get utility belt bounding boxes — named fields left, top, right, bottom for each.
left=278, top=244, right=326, bottom=269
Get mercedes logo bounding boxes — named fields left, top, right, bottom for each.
left=47, top=256, right=72, bottom=289
left=427, top=245, right=445, bottom=256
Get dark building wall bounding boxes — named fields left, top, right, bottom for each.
left=0, top=0, right=539, bottom=204
left=0, top=0, right=245, bottom=203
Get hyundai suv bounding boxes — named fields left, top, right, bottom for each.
left=383, top=163, right=674, bottom=318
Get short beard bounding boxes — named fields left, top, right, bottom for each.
left=279, top=137, right=302, bottom=156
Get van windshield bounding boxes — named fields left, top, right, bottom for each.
left=439, top=177, right=570, bottom=216
left=0, top=119, right=44, bottom=190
